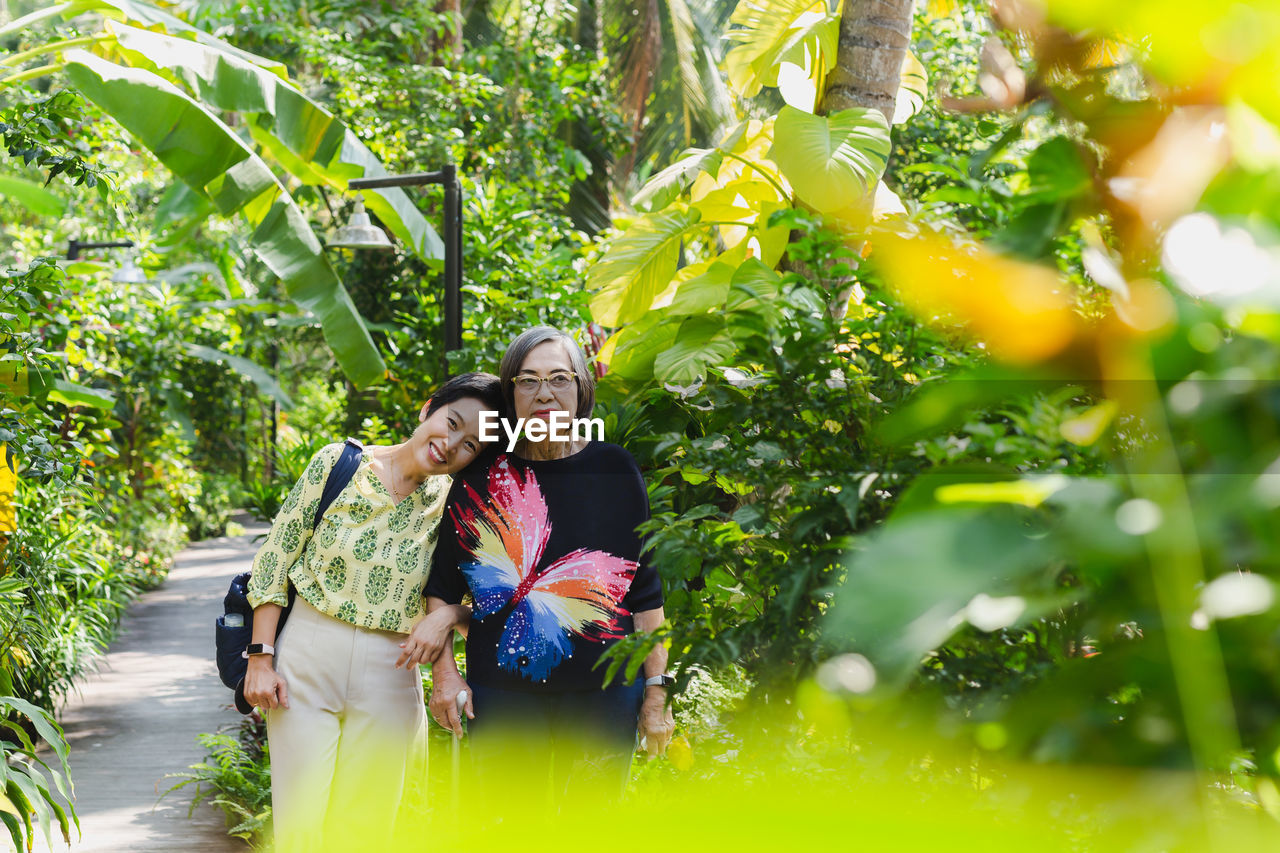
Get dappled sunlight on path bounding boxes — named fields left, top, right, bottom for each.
left=31, top=517, right=267, bottom=852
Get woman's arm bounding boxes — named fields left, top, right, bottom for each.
left=394, top=599, right=471, bottom=669
left=425, top=595, right=474, bottom=736
left=634, top=606, right=675, bottom=756
left=241, top=602, right=290, bottom=710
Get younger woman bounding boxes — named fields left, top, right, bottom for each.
left=242, top=372, right=503, bottom=851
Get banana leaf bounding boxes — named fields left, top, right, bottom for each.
left=106, top=21, right=443, bottom=261
left=63, top=50, right=385, bottom=387
left=0, top=175, right=65, bottom=217
left=182, top=343, right=294, bottom=409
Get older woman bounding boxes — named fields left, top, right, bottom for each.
left=243, top=372, right=503, bottom=851
left=424, top=326, right=675, bottom=799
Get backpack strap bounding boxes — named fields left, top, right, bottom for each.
left=311, top=438, right=365, bottom=530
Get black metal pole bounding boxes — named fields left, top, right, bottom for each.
left=443, top=165, right=462, bottom=361
left=67, top=239, right=134, bottom=260
left=348, top=166, right=464, bottom=375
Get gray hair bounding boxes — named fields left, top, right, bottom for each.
left=499, top=326, right=596, bottom=419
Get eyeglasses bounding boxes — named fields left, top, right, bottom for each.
left=511, top=371, right=578, bottom=394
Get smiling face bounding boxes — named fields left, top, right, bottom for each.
left=411, top=396, right=490, bottom=474
left=512, top=340, right=579, bottom=434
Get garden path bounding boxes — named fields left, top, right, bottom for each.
left=32, top=517, right=266, bottom=852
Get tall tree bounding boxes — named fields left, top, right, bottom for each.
left=825, top=0, right=916, bottom=122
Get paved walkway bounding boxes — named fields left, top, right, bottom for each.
left=33, top=519, right=268, bottom=852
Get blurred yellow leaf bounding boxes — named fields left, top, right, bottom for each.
left=1044, top=1, right=1280, bottom=123
left=1082, top=38, right=1126, bottom=70
left=1227, top=100, right=1280, bottom=170
left=9, top=645, right=32, bottom=668
left=935, top=476, right=1069, bottom=508
left=1112, top=278, right=1176, bottom=335
left=893, top=51, right=928, bottom=125
left=0, top=443, right=14, bottom=536
left=667, top=734, right=695, bottom=771
left=872, top=231, right=1079, bottom=364
left=1059, top=401, right=1118, bottom=446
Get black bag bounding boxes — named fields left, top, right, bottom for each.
left=216, top=438, right=365, bottom=714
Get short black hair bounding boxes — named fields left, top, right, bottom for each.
left=424, top=372, right=505, bottom=420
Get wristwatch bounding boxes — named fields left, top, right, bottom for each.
left=242, top=643, right=276, bottom=659
left=644, top=674, right=675, bottom=688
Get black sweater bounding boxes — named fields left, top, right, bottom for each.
left=425, top=442, right=664, bottom=691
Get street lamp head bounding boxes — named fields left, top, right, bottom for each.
left=110, top=256, right=148, bottom=284
left=329, top=200, right=393, bottom=250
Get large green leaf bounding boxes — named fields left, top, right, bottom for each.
left=181, top=343, right=294, bottom=409
left=633, top=147, right=723, bottom=212
left=105, top=22, right=442, bottom=261
left=602, top=313, right=681, bottom=380
left=0, top=696, right=74, bottom=797
left=26, top=368, right=116, bottom=409
left=0, top=1, right=108, bottom=42
left=64, top=51, right=386, bottom=387
left=1023, top=136, right=1094, bottom=204
left=588, top=206, right=702, bottom=326
left=826, top=506, right=1056, bottom=682
left=631, top=122, right=752, bottom=212
left=725, top=0, right=839, bottom=99
left=770, top=105, right=891, bottom=214
left=153, top=180, right=214, bottom=231
left=667, top=256, right=739, bottom=316
left=0, top=0, right=288, bottom=75
left=653, top=315, right=737, bottom=384
left=725, top=256, right=781, bottom=314
left=0, top=175, right=64, bottom=217
left=47, top=379, right=114, bottom=409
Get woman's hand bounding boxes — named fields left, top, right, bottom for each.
left=242, top=655, right=289, bottom=711
left=396, top=605, right=466, bottom=669
left=428, top=669, right=474, bottom=737
left=638, top=686, right=675, bottom=757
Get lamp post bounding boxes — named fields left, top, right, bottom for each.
left=66, top=238, right=133, bottom=260
left=339, top=165, right=463, bottom=360
left=66, top=239, right=147, bottom=283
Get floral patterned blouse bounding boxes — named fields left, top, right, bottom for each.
left=246, top=442, right=450, bottom=633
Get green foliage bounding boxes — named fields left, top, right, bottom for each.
left=724, top=0, right=839, bottom=101
left=0, top=91, right=114, bottom=194
left=163, top=721, right=272, bottom=845
left=602, top=211, right=980, bottom=688
left=0, top=695, right=78, bottom=852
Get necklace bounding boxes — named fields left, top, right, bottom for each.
left=386, top=453, right=417, bottom=501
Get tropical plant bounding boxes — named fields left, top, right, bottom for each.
left=599, top=0, right=738, bottom=190
left=0, top=695, right=77, bottom=852
left=162, top=722, right=272, bottom=845
left=794, top=0, right=1280, bottom=804
left=591, top=0, right=917, bottom=387
left=1, top=0, right=453, bottom=388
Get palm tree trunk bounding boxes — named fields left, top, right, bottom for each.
left=797, top=1, right=915, bottom=319
left=434, top=0, right=463, bottom=62
left=824, top=0, right=916, bottom=124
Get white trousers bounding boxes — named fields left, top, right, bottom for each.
left=266, top=597, right=426, bottom=852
